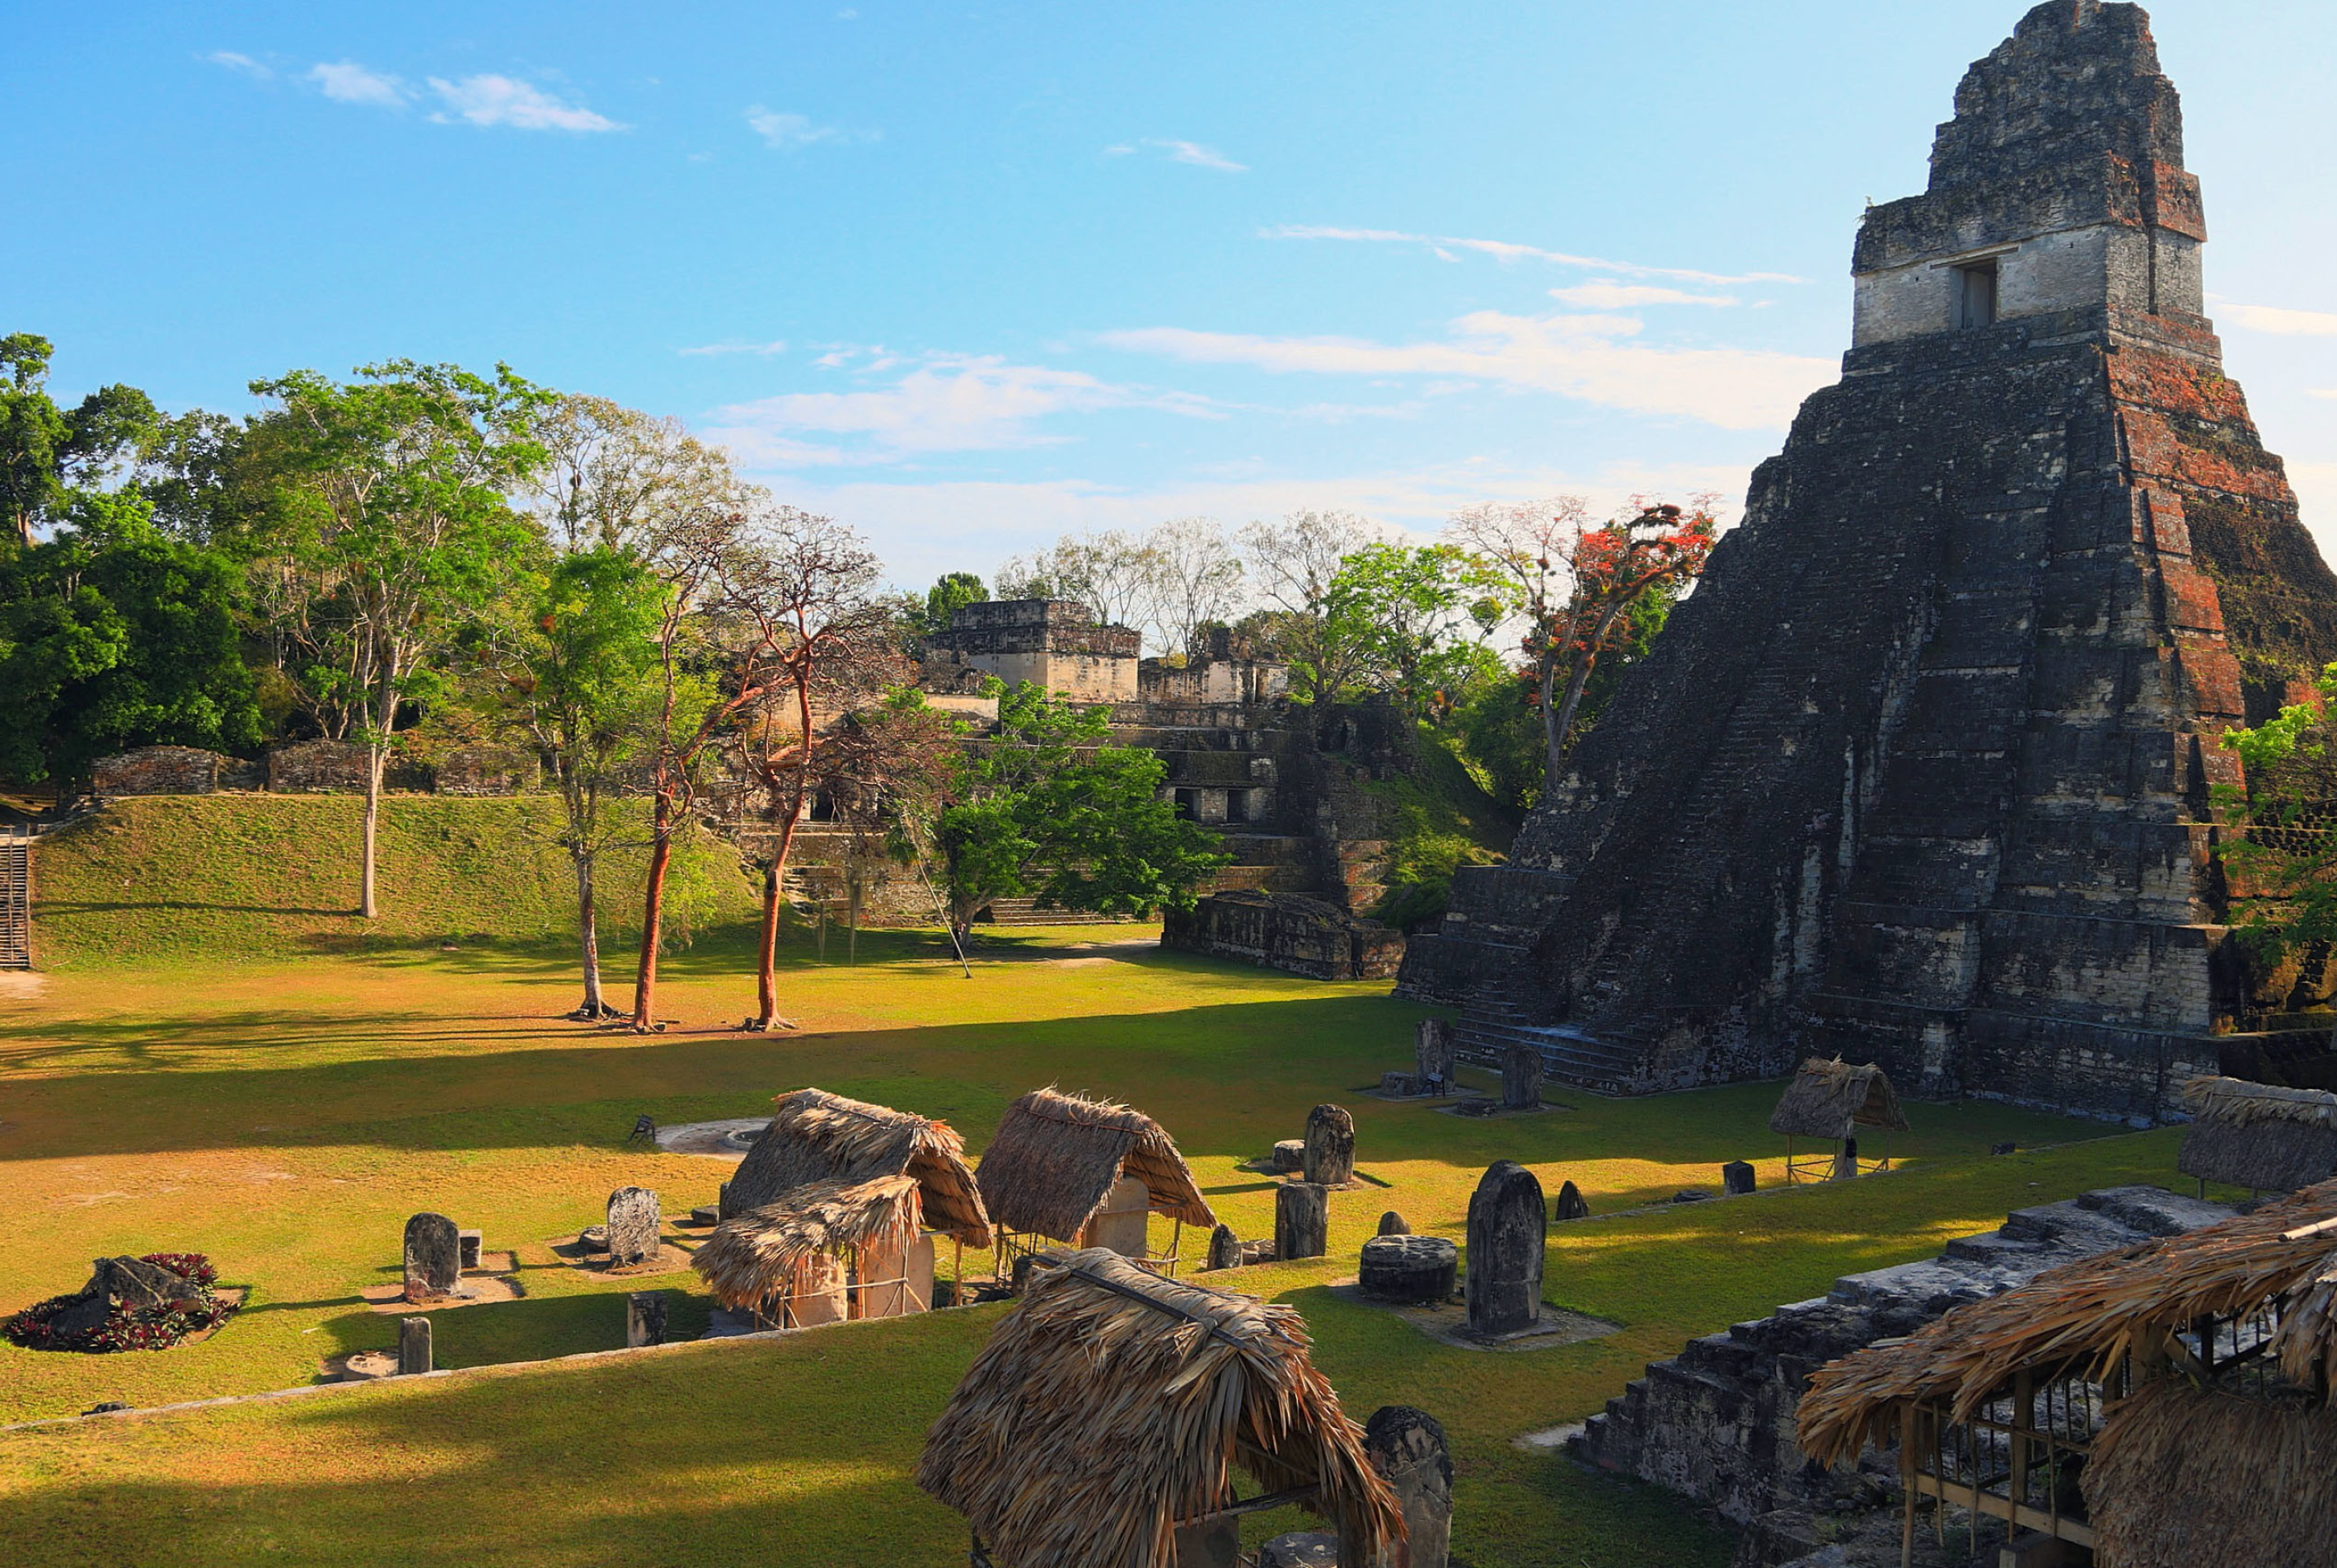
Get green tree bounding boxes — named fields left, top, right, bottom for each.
left=496, top=547, right=665, bottom=1018
left=2215, top=666, right=2337, bottom=985
left=935, top=681, right=1229, bottom=945
left=1321, top=541, right=1512, bottom=720
left=247, top=360, right=550, bottom=917
left=0, top=494, right=260, bottom=787
left=916, top=571, right=987, bottom=638
left=0, top=333, right=161, bottom=550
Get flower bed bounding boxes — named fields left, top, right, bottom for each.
left=3, top=1254, right=236, bottom=1354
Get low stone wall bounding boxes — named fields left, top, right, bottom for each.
left=1567, top=1184, right=2232, bottom=1565
left=433, top=747, right=541, bottom=797
left=265, top=741, right=373, bottom=794
left=1161, top=891, right=1405, bottom=981
left=90, top=747, right=260, bottom=798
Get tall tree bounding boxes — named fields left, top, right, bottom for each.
left=995, top=531, right=1164, bottom=637
left=935, top=682, right=1229, bottom=946
left=916, top=571, right=987, bottom=638
left=248, top=360, right=549, bottom=917
left=495, top=547, right=664, bottom=1018
left=1321, top=541, right=1511, bottom=719
left=721, top=509, right=900, bottom=1032
left=1239, top=509, right=1379, bottom=703
left=1536, top=501, right=1717, bottom=790
left=1147, top=517, right=1244, bottom=658
left=0, top=494, right=260, bottom=788
left=0, top=333, right=160, bottom=550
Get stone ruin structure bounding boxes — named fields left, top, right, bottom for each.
left=1570, top=1183, right=2229, bottom=1566
left=1402, top=1, right=2337, bottom=1122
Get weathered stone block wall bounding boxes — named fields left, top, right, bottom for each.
left=1569, top=1185, right=2231, bottom=1547
left=265, top=741, right=372, bottom=793
left=1161, top=892, right=1403, bottom=980
left=433, top=747, right=541, bottom=797
left=90, top=747, right=257, bottom=798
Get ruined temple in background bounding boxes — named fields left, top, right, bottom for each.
left=1401, top=2, right=2337, bottom=1122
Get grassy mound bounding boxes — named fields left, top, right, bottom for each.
left=29, top=795, right=761, bottom=967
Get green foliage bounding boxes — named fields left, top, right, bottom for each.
left=0, top=498, right=260, bottom=786
left=935, top=681, right=1229, bottom=934
left=1319, top=541, right=1512, bottom=718
left=1358, top=722, right=1519, bottom=929
left=2217, top=662, right=2337, bottom=962
left=916, top=571, right=986, bottom=637
left=0, top=331, right=162, bottom=549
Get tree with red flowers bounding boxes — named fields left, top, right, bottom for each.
left=1532, top=499, right=1716, bottom=792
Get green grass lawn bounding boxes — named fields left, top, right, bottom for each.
left=0, top=864, right=2203, bottom=1566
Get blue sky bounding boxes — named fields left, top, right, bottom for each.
left=11, top=1, right=2335, bottom=589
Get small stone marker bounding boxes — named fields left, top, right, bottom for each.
left=606, top=1187, right=662, bottom=1267
left=397, top=1316, right=432, bottom=1375
left=1259, top=1533, right=1340, bottom=1568
left=1379, top=1070, right=1421, bottom=1098
left=1365, top=1405, right=1454, bottom=1568
left=1303, top=1103, right=1356, bottom=1187
left=689, top=1205, right=721, bottom=1227
left=1206, top=1224, right=1243, bottom=1271
left=458, top=1229, right=483, bottom=1271
left=1359, top=1235, right=1457, bottom=1304
left=1722, top=1160, right=1756, bottom=1196
left=1466, top=1161, right=1545, bottom=1336
left=1500, top=1040, right=1543, bottom=1111
left=1270, top=1139, right=1306, bottom=1173
left=1553, top=1179, right=1590, bottom=1222
left=1672, top=1189, right=1713, bottom=1204
left=717, top=1181, right=734, bottom=1222
left=1274, top=1182, right=1329, bottom=1261
left=403, top=1212, right=461, bottom=1303
left=1992, top=1142, right=2016, bottom=1156
left=1415, top=1017, right=1455, bottom=1089
left=578, top=1224, right=609, bottom=1253
left=626, top=1291, right=667, bottom=1348
left=1377, top=1210, right=1411, bottom=1236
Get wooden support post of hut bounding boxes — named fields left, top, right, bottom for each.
left=916, top=1247, right=1405, bottom=1568
left=2177, top=1075, right=2337, bottom=1198
left=1796, top=1176, right=2337, bottom=1568
left=693, top=1088, right=991, bottom=1329
left=1768, top=1058, right=1908, bottom=1185
left=975, top=1088, right=1217, bottom=1284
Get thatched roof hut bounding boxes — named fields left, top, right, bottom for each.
left=692, top=1088, right=990, bottom=1318
left=1796, top=1179, right=2337, bottom=1566
left=1799, top=1177, right=2337, bottom=1464
left=976, top=1088, right=1215, bottom=1244
left=1767, top=1058, right=1908, bottom=1141
left=724, top=1087, right=990, bottom=1240
left=2177, top=1074, right=2337, bottom=1193
left=915, top=1247, right=1403, bottom=1568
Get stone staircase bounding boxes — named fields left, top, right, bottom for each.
left=1455, top=997, right=1642, bottom=1094
left=0, top=826, right=30, bottom=970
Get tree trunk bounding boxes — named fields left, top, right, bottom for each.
left=751, top=812, right=802, bottom=1030
left=360, top=742, right=383, bottom=919
left=574, top=848, right=606, bottom=1018
left=631, top=795, right=674, bottom=1032
left=1538, top=652, right=1565, bottom=796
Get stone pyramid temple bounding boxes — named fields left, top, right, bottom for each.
left=1399, top=1, right=2337, bottom=1121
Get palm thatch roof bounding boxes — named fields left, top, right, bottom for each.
left=2082, top=1377, right=2337, bottom=1568
left=1797, top=1178, right=2337, bottom=1468
left=725, top=1087, right=990, bottom=1243
left=914, top=1247, right=1403, bottom=1568
left=1766, top=1058, right=1908, bottom=1140
left=976, top=1088, right=1215, bottom=1243
left=2178, top=1075, right=2337, bottom=1192
left=691, top=1173, right=920, bottom=1311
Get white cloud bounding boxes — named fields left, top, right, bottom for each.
left=204, top=51, right=271, bottom=80
left=428, top=74, right=622, bottom=133
left=2224, top=302, right=2337, bottom=337
left=1265, top=224, right=1802, bottom=286
left=1551, top=282, right=1738, bottom=309
left=1099, top=309, right=1835, bottom=431
left=701, top=356, right=1219, bottom=466
left=1111, top=138, right=1245, bottom=172
left=746, top=106, right=837, bottom=150
left=307, top=61, right=408, bottom=107
left=679, top=339, right=790, bottom=357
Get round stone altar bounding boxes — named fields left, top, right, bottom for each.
left=1358, top=1234, right=1458, bottom=1305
